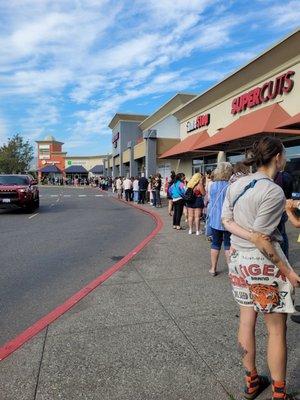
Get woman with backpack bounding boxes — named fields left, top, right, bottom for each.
left=169, top=173, right=186, bottom=230
left=185, top=173, right=205, bottom=235
left=222, top=137, right=299, bottom=400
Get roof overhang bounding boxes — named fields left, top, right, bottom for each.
left=159, top=131, right=213, bottom=159
left=108, top=113, right=149, bottom=129
left=277, top=112, right=300, bottom=129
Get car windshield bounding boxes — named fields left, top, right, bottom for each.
left=0, top=176, right=29, bottom=185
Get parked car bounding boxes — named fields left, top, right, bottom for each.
left=0, top=174, right=39, bottom=212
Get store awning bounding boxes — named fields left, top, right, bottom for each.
left=89, top=165, right=104, bottom=174
left=159, top=131, right=210, bottom=159
left=197, top=104, right=300, bottom=152
left=64, top=165, right=88, bottom=174
left=277, top=112, right=300, bottom=130
left=39, top=164, right=62, bottom=173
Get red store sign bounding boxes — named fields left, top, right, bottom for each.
left=187, top=114, right=210, bottom=133
left=231, top=70, right=295, bottom=115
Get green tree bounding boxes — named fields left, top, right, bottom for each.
left=0, top=134, right=34, bottom=173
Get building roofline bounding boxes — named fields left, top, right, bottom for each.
left=66, top=154, right=107, bottom=159
left=138, top=93, right=197, bottom=130
left=36, top=140, right=64, bottom=145
left=174, top=28, right=300, bottom=121
left=108, top=113, right=149, bottom=129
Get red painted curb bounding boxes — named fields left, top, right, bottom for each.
left=0, top=195, right=163, bottom=361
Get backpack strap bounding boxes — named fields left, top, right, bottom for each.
left=232, top=178, right=271, bottom=208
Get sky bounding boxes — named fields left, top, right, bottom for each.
left=0, top=0, right=299, bottom=156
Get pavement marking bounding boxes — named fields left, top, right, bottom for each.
left=50, top=194, right=59, bottom=197
left=63, top=195, right=72, bottom=197
left=28, top=213, right=39, bottom=219
left=78, top=195, right=87, bottom=197
left=95, top=194, right=104, bottom=197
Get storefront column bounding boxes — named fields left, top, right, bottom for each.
left=144, top=130, right=157, bottom=178
left=130, top=147, right=138, bottom=177
left=119, top=154, right=125, bottom=177
left=217, top=151, right=226, bottom=163
left=112, top=157, right=117, bottom=178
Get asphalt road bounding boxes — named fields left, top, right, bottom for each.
left=0, top=186, right=155, bottom=346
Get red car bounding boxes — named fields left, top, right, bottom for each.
left=0, top=174, right=39, bottom=212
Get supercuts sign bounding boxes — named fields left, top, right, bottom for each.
left=112, top=132, right=119, bottom=148
left=187, top=114, right=210, bottom=133
left=231, top=70, right=295, bottom=115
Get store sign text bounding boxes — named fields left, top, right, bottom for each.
left=112, top=132, right=119, bottom=148
left=231, top=70, right=295, bottom=115
left=187, top=114, right=210, bottom=133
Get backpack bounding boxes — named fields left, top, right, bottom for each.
left=184, top=187, right=196, bottom=204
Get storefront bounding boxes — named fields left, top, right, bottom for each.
left=108, top=113, right=148, bottom=178
left=64, top=165, right=88, bottom=183
left=160, top=29, right=300, bottom=188
left=107, top=94, right=196, bottom=180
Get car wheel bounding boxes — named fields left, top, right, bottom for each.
left=34, top=197, right=40, bottom=209
left=26, top=200, right=37, bottom=213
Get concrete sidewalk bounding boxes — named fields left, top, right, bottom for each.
left=1, top=199, right=299, bottom=400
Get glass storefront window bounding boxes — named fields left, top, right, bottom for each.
left=286, top=145, right=300, bottom=159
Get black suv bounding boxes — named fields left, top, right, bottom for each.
left=0, top=174, right=39, bottom=212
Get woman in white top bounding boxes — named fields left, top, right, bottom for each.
left=222, top=137, right=300, bottom=400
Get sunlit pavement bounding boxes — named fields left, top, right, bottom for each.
left=1, top=195, right=299, bottom=400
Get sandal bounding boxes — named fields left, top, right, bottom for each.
left=243, top=375, right=270, bottom=399
left=209, top=270, right=217, bottom=277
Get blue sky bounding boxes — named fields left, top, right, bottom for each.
left=0, top=0, right=299, bottom=156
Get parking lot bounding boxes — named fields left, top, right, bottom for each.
left=0, top=186, right=155, bottom=346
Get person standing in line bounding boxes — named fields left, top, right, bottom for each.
left=222, top=137, right=299, bottom=400
left=123, top=176, right=132, bottom=202
left=130, top=177, right=134, bottom=201
left=208, top=162, right=233, bottom=276
left=285, top=199, right=300, bottom=325
left=153, top=173, right=162, bottom=208
left=274, top=171, right=294, bottom=259
left=133, top=176, right=139, bottom=203
left=116, top=176, right=123, bottom=199
left=170, top=173, right=186, bottom=230
left=167, top=171, right=176, bottom=216
left=186, top=173, right=206, bottom=235
left=138, top=174, right=148, bottom=204
left=148, top=176, right=154, bottom=205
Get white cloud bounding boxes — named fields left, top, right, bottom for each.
left=0, top=0, right=296, bottom=152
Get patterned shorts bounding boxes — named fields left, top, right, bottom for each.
left=228, top=244, right=295, bottom=314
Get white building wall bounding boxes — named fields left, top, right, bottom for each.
left=145, top=115, right=180, bottom=139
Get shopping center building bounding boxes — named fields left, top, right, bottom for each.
left=36, top=135, right=106, bottom=181
left=160, top=29, right=300, bottom=190
left=105, top=93, right=196, bottom=180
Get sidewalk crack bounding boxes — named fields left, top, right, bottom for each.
left=33, top=326, right=48, bottom=400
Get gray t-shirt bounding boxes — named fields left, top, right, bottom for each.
left=222, top=171, right=285, bottom=250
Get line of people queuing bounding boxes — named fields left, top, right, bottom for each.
left=164, top=137, right=299, bottom=400
left=112, top=173, right=163, bottom=207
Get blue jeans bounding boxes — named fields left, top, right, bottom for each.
left=211, top=228, right=231, bottom=251
left=133, top=191, right=139, bottom=202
